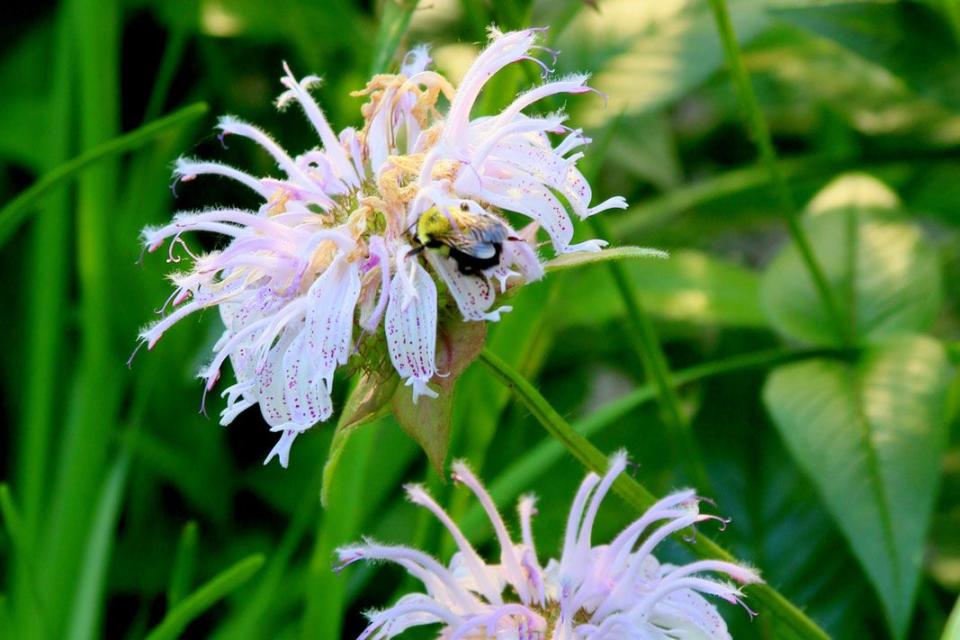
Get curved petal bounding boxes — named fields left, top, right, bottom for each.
left=385, top=258, right=438, bottom=401
left=304, top=254, right=362, bottom=389
left=424, top=252, right=511, bottom=322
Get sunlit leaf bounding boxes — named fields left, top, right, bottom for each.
left=764, top=335, right=952, bottom=638
left=761, top=173, right=942, bottom=347
left=774, top=1, right=960, bottom=112
left=559, top=249, right=766, bottom=328
left=556, top=0, right=772, bottom=124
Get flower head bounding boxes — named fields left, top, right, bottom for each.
left=336, top=453, right=761, bottom=639
left=138, top=28, right=626, bottom=466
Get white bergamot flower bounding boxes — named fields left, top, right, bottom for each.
left=137, top=28, right=627, bottom=466
left=336, top=452, right=762, bottom=639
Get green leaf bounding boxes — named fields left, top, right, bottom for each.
left=945, top=597, right=960, bottom=640
left=144, top=554, right=264, bottom=640
left=370, top=0, right=420, bottom=75
left=320, top=372, right=399, bottom=507
left=774, top=1, right=960, bottom=112
left=560, top=249, right=766, bottom=328
left=557, top=0, right=772, bottom=124
left=166, top=522, right=198, bottom=608
left=391, top=318, right=486, bottom=474
left=761, top=173, right=942, bottom=347
left=544, top=246, right=668, bottom=273
left=763, top=335, right=952, bottom=638
left=0, top=102, right=208, bottom=248
left=65, top=452, right=130, bottom=640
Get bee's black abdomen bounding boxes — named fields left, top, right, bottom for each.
left=449, top=242, right=503, bottom=276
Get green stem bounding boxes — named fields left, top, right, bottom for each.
left=462, top=346, right=823, bottom=539
left=478, top=348, right=830, bottom=640
left=0, top=102, right=209, bottom=247
left=40, top=2, right=122, bottom=633
left=707, top=0, right=850, bottom=346
left=588, top=215, right=713, bottom=493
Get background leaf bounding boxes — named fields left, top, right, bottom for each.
left=764, top=335, right=952, bottom=637
left=760, top=173, right=943, bottom=346
left=773, top=1, right=960, bottom=112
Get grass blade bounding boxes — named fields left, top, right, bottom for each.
left=144, top=554, right=265, bottom=640
left=0, top=102, right=208, bottom=247
left=370, top=0, right=420, bottom=75
left=66, top=451, right=131, bottom=640
left=166, top=522, right=199, bottom=608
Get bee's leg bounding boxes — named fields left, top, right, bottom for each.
left=405, top=245, right=426, bottom=259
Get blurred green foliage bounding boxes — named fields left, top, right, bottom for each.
left=0, top=0, right=958, bottom=639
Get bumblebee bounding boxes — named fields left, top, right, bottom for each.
left=410, top=204, right=514, bottom=275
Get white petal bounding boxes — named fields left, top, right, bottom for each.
left=256, top=328, right=299, bottom=427
left=425, top=252, right=510, bottom=322
left=281, top=331, right=333, bottom=426
left=264, top=429, right=299, bottom=468
left=385, top=259, right=438, bottom=401
left=304, top=255, right=362, bottom=389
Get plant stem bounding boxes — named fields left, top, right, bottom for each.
left=706, top=0, right=850, bottom=346
left=584, top=114, right=713, bottom=493
left=462, top=346, right=823, bottom=539
left=478, top=348, right=830, bottom=640
left=588, top=215, right=713, bottom=493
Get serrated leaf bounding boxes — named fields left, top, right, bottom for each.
left=763, top=335, right=952, bottom=638
left=760, top=173, right=942, bottom=347
left=320, top=372, right=399, bottom=506
left=544, top=246, right=669, bottom=273
left=391, top=318, right=486, bottom=475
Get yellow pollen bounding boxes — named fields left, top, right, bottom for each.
left=267, top=190, right=291, bottom=216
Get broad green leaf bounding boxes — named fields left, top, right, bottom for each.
left=556, top=0, right=772, bottom=125
left=391, top=318, right=486, bottom=474
left=560, top=249, right=766, bottom=328
left=764, top=335, right=952, bottom=638
left=745, top=25, right=960, bottom=142
left=761, top=173, right=942, bottom=346
left=699, top=367, right=874, bottom=638
left=605, top=111, right=683, bottom=190
left=774, top=1, right=960, bottom=112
